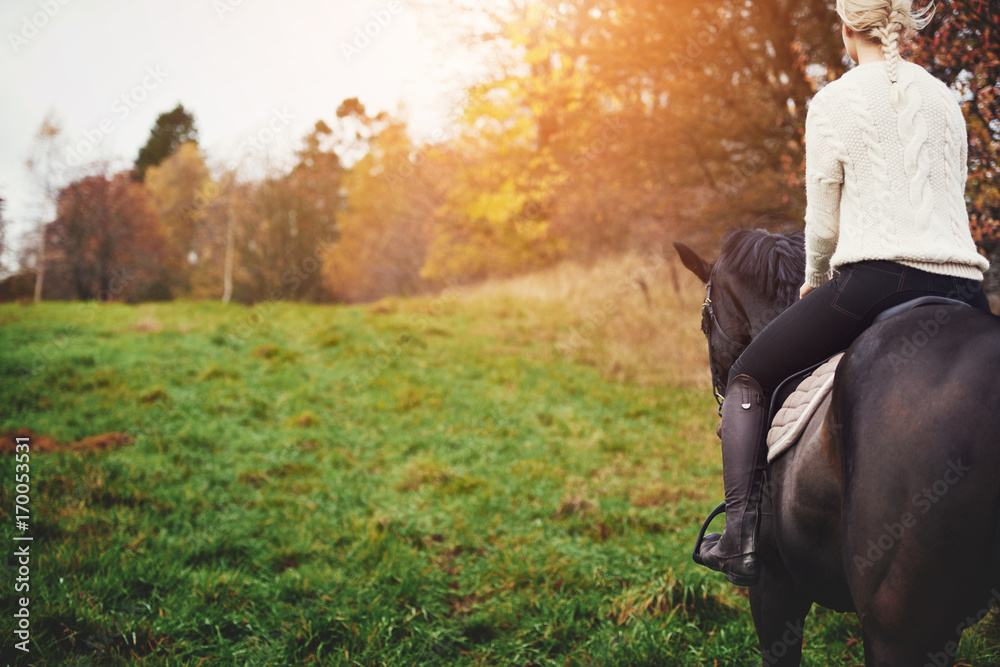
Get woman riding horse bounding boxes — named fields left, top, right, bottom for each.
left=696, top=0, right=992, bottom=586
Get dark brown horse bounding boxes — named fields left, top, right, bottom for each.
left=675, top=229, right=1000, bottom=666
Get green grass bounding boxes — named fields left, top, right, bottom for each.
left=0, top=295, right=996, bottom=665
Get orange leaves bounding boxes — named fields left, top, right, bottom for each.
left=144, top=141, right=212, bottom=291
left=320, top=120, right=433, bottom=303
left=911, top=0, right=999, bottom=254
left=45, top=172, right=166, bottom=301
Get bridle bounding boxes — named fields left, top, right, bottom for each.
left=702, top=275, right=749, bottom=415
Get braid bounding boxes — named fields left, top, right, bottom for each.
left=877, top=9, right=906, bottom=104
left=836, top=1, right=936, bottom=103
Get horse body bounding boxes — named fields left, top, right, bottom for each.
left=834, top=308, right=1000, bottom=664
left=676, top=233, right=1000, bottom=666
left=764, top=393, right=850, bottom=610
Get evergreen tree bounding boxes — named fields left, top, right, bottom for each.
left=134, top=104, right=198, bottom=182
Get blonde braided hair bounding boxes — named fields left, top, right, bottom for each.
left=835, top=0, right=935, bottom=104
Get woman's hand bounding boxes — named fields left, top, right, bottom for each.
left=800, top=283, right=814, bottom=299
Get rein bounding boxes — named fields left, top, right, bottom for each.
left=703, top=277, right=749, bottom=415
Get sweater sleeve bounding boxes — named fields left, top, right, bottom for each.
left=803, top=98, right=845, bottom=287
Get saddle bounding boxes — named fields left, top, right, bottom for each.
left=764, top=296, right=970, bottom=462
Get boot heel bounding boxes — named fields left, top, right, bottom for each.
left=726, top=572, right=758, bottom=587
left=724, top=555, right=760, bottom=586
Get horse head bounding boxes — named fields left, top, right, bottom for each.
left=674, top=229, right=805, bottom=401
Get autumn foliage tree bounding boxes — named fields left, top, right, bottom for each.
left=10, top=1, right=995, bottom=305
left=430, top=0, right=844, bottom=266
left=422, top=123, right=568, bottom=282
left=187, top=171, right=245, bottom=302
left=910, top=0, right=999, bottom=272
left=0, top=196, right=6, bottom=275
left=322, top=118, right=439, bottom=302
left=144, top=141, right=212, bottom=296
left=237, top=122, right=342, bottom=302
left=44, top=172, right=166, bottom=301
left=419, top=4, right=587, bottom=280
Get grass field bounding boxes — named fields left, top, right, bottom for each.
left=1, top=254, right=998, bottom=666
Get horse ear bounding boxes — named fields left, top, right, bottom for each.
left=673, top=242, right=712, bottom=284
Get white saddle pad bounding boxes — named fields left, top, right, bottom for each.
left=766, top=353, right=844, bottom=463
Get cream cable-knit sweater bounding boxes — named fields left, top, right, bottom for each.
left=804, top=60, right=989, bottom=287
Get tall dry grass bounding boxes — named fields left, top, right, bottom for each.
left=462, top=251, right=1000, bottom=391
left=462, top=251, right=712, bottom=390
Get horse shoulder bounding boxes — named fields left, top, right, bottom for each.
left=771, top=393, right=854, bottom=612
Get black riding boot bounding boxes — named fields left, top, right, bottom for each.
left=697, top=374, right=769, bottom=586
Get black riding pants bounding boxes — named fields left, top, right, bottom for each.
left=728, top=260, right=991, bottom=395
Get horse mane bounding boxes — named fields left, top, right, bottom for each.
left=716, top=228, right=805, bottom=307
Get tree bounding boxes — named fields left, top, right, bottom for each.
left=220, top=173, right=240, bottom=304
left=144, top=141, right=212, bottom=295
left=421, top=123, right=568, bottom=282
left=238, top=121, right=343, bottom=302
left=584, top=0, right=844, bottom=223
left=909, top=0, right=999, bottom=280
left=330, top=97, right=390, bottom=164
left=322, top=118, right=438, bottom=302
left=183, top=169, right=249, bottom=303
left=25, top=115, right=67, bottom=303
left=133, top=104, right=198, bottom=182
left=45, top=173, right=166, bottom=301
left=420, top=3, right=598, bottom=279
left=421, top=0, right=842, bottom=270
left=0, top=196, right=6, bottom=276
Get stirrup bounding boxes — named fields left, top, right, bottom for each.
left=691, top=501, right=726, bottom=566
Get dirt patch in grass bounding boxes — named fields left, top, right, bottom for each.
left=72, top=432, right=134, bottom=453
left=134, top=316, right=163, bottom=333
left=252, top=344, right=299, bottom=362
left=140, top=387, right=169, bottom=404
left=367, top=298, right=400, bottom=315
left=630, top=484, right=708, bottom=508
left=1, top=429, right=133, bottom=454
left=290, top=410, right=319, bottom=427
left=253, top=343, right=281, bottom=359
left=611, top=575, right=731, bottom=626
left=555, top=494, right=599, bottom=519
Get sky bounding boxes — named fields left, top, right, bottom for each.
left=0, top=0, right=497, bottom=267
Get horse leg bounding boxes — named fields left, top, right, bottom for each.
left=857, top=600, right=966, bottom=667
left=852, top=560, right=995, bottom=666
left=750, top=563, right=812, bottom=666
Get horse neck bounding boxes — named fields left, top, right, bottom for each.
left=741, top=290, right=797, bottom=342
